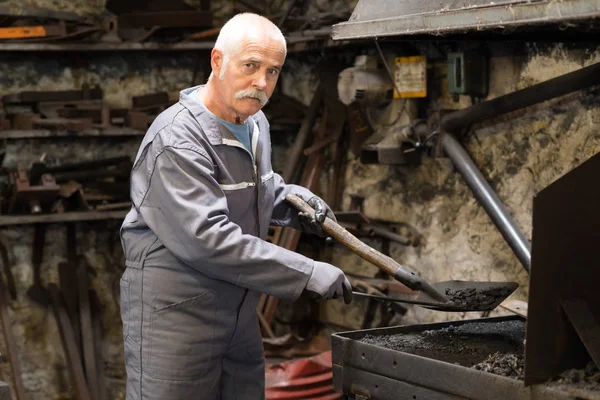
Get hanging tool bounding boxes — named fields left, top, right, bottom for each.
left=285, top=194, right=518, bottom=312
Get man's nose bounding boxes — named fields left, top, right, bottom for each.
left=253, top=74, right=268, bottom=90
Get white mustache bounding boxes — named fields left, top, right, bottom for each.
left=235, top=88, right=269, bottom=106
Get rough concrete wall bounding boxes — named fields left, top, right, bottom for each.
left=0, top=51, right=196, bottom=400
left=323, top=43, right=600, bottom=328
left=0, top=0, right=106, bottom=16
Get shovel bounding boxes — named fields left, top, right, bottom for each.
left=285, top=194, right=518, bottom=312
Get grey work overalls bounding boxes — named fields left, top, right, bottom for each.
left=120, top=86, right=316, bottom=400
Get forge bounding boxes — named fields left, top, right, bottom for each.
left=331, top=143, right=600, bottom=400
left=332, top=316, right=599, bottom=400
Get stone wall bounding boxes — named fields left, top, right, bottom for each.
left=321, top=43, right=600, bottom=329
left=0, top=51, right=196, bottom=399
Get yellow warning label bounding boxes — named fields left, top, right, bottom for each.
left=394, top=56, right=427, bottom=98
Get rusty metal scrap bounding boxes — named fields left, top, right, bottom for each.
left=3, top=156, right=132, bottom=216
left=0, top=87, right=173, bottom=136
left=7, top=167, right=60, bottom=214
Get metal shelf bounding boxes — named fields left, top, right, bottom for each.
left=0, top=127, right=145, bottom=139
left=0, top=41, right=215, bottom=51
left=0, top=37, right=354, bottom=53
left=333, top=0, right=600, bottom=40
left=0, top=210, right=128, bottom=226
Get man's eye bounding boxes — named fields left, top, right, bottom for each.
left=244, top=63, right=255, bottom=68
left=268, top=69, right=279, bottom=76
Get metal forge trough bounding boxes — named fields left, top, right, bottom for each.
left=331, top=150, right=600, bottom=400
left=331, top=316, right=599, bottom=400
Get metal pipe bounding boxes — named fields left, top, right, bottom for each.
left=361, top=224, right=411, bottom=246
left=441, top=62, right=600, bottom=132
left=437, top=62, right=600, bottom=273
left=441, top=134, right=531, bottom=272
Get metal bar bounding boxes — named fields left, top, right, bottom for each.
left=441, top=61, right=600, bottom=132
left=132, top=92, right=170, bottom=109
left=61, top=224, right=81, bottom=353
left=361, top=224, right=411, bottom=246
left=27, top=224, right=47, bottom=305
left=89, top=290, right=107, bottom=400
left=48, top=284, right=92, bottom=400
left=0, top=277, right=26, bottom=400
left=78, top=259, right=99, bottom=400
left=0, top=42, right=215, bottom=51
left=3, top=87, right=103, bottom=103
left=53, top=169, right=130, bottom=182
left=187, top=27, right=222, bottom=41
left=118, top=11, right=212, bottom=29
left=0, top=128, right=144, bottom=138
left=40, top=156, right=130, bottom=174
left=0, top=210, right=127, bottom=226
left=441, top=134, right=531, bottom=272
left=0, top=237, right=16, bottom=300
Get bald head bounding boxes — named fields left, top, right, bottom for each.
left=213, top=13, right=287, bottom=78
left=200, top=12, right=286, bottom=124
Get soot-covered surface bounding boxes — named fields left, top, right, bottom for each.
left=445, top=286, right=515, bottom=310
left=473, top=352, right=525, bottom=380
left=549, top=362, right=600, bottom=392
left=360, top=319, right=525, bottom=368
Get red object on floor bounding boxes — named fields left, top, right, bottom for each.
left=265, top=351, right=342, bottom=400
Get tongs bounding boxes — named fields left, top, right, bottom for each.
left=286, top=194, right=518, bottom=312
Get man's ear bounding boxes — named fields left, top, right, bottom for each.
left=211, top=49, right=223, bottom=77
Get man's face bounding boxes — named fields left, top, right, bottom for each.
left=213, top=36, right=285, bottom=122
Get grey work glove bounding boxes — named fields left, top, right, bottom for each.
left=297, top=196, right=336, bottom=238
left=304, top=261, right=352, bottom=304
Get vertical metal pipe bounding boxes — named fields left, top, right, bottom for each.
left=441, top=134, right=531, bottom=272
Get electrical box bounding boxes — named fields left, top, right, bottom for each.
left=447, top=51, right=488, bottom=96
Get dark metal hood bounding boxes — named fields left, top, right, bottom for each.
left=332, top=0, right=600, bottom=40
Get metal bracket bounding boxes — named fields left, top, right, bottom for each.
left=351, top=383, right=371, bottom=399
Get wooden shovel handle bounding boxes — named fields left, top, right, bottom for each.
left=286, top=194, right=445, bottom=300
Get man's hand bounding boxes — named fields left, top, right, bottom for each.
left=304, top=261, right=352, bottom=304
left=298, top=196, right=336, bottom=238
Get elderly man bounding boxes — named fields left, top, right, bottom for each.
left=120, top=12, right=351, bottom=400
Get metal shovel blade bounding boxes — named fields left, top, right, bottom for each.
left=354, top=280, right=519, bottom=312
